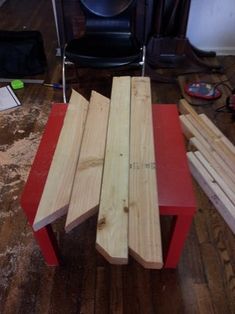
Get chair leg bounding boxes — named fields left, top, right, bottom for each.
left=62, top=53, right=67, bottom=103
left=141, top=45, right=146, bottom=77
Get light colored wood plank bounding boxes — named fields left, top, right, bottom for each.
left=33, top=90, right=88, bottom=231
left=190, top=137, right=235, bottom=191
left=195, top=151, right=235, bottom=205
left=179, top=115, right=211, bottom=150
left=65, top=91, right=110, bottom=232
left=199, top=113, right=235, bottom=154
left=179, top=99, right=235, bottom=171
left=199, top=113, right=223, bottom=137
left=182, top=112, right=235, bottom=186
left=96, top=76, right=130, bottom=264
left=212, top=151, right=235, bottom=185
left=129, top=77, right=163, bottom=269
left=179, top=99, right=216, bottom=139
left=186, top=113, right=235, bottom=172
left=187, top=152, right=235, bottom=234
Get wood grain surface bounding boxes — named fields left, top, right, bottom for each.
left=33, top=90, right=88, bottom=231
left=129, top=77, right=163, bottom=269
left=96, top=76, right=130, bottom=264
left=66, top=91, right=110, bottom=232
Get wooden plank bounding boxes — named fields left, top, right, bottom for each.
left=186, top=113, right=235, bottom=172
left=129, top=77, right=163, bottom=269
left=33, top=90, right=88, bottom=231
left=183, top=112, right=235, bottom=186
left=199, top=113, right=235, bottom=154
left=187, top=152, right=235, bottom=234
left=179, top=99, right=235, bottom=171
left=65, top=91, right=110, bottom=232
left=190, top=137, right=235, bottom=191
left=179, top=115, right=211, bottom=150
left=199, top=113, right=223, bottom=137
left=96, top=76, right=130, bottom=264
left=194, top=151, right=235, bottom=205
left=179, top=99, right=216, bottom=139
left=212, top=151, right=235, bottom=185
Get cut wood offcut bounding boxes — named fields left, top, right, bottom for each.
left=179, top=99, right=235, bottom=234
left=33, top=90, right=88, bottom=231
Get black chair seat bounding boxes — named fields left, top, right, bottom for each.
left=65, top=34, right=141, bottom=67
left=62, top=0, right=144, bottom=102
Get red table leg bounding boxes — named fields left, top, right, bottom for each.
left=20, top=104, right=68, bottom=266
left=163, top=215, right=194, bottom=268
left=32, top=226, right=60, bottom=266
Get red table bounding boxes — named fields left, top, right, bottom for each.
left=21, top=103, right=196, bottom=268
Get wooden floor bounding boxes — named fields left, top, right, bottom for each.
left=0, top=1, right=235, bottom=313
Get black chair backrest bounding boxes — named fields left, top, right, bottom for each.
left=81, top=0, right=134, bottom=17
left=80, top=0, right=137, bottom=35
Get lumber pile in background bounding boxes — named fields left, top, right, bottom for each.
left=32, top=77, right=163, bottom=269
left=179, top=99, right=235, bottom=234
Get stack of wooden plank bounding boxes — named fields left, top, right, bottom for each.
left=33, top=76, right=163, bottom=269
left=179, top=99, right=235, bottom=234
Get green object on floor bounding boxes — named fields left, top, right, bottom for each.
left=11, top=79, right=24, bottom=90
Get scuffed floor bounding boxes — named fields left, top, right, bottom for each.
left=0, top=101, right=53, bottom=310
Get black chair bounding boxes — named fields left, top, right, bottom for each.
left=62, top=0, right=145, bottom=102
